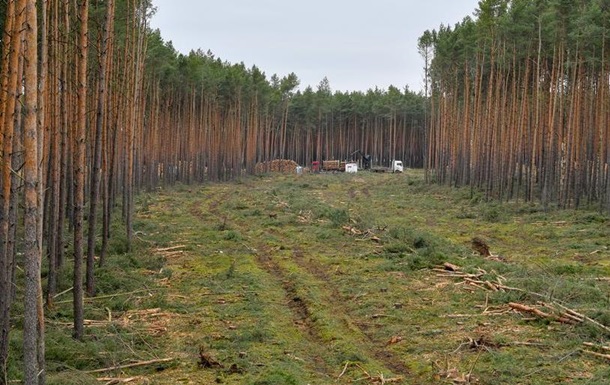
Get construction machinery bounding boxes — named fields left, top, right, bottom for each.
left=351, top=150, right=403, bottom=173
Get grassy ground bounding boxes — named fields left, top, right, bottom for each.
left=25, top=170, right=610, bottom=384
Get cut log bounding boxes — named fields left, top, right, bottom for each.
left=443, top=262, right=460, bottom=271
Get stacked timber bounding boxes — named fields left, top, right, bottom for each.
left=255, top=159, right=300, bottom=174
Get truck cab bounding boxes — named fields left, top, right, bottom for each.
left=391, top=160, right=403, bottom=173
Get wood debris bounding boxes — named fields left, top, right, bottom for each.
left=337, top=361, right=403, bottom=384
left=443, top=262, right=461, bottom=272
left=508, top=302, right=577, bottom=324
left=342, top=225, right=384, bottom=243
left=583, top=342, right=610, bottom=352
left=297, top=210, right=313, bottom=223
left=342, top=225, right=362, bottom=236
left=433, top=262, right=610, bottom=333
left=53, top=308, right=171, bottom=336
left=386, top=335, right=403, bottom=345
left=198, top=347, right=223, bottom=369
left=97, top=377, right=144, bottom=384
left=581, top=349, right=610, bottom=361
left=86, top=358, right=175, bottom=374
left=155, top=245, right=187, bottom=259
left=156, top=245, right=186, bottom=252
left=433, top=263, right=515, bottom=293
left=439, top=368, right=479, bottom=384
left=582, top=341, right=610, bottom=360
left=471, top=237, right=491, bottom=257
left=433, top=266, right=485, bottom=280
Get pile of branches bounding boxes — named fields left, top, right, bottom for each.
left=435, top=263, right=610, bottom=333
left=255, top=159, right=300, bottom=174
left=342, top=225, right=382, bottom=243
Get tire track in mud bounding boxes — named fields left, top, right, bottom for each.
left=290, top=248, right=411, bottom=376
left=254, top=252, right=334, bottom=376
left=197, top=190, right=335, bottom=377
left=252, top=238, right=410, bottom=377
left=199, top=187, right=410, bottom=378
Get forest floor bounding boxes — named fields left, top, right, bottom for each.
left=40, top=170, right=610, bottom=384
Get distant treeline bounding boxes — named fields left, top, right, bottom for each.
left=144, top=33, right=427, bottom=186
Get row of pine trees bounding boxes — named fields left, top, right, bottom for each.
left=421, top=0, right=610, bottom=210
left=0, top=0, right=150, bottom=382
left=142, top=38, right=427, bottom=187
left=1, top=0, right=610, bottom=382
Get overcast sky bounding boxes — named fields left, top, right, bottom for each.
left=149, top=0, right=481, bottom=93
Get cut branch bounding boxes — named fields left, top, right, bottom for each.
left=509, top=302, right=575, bottom=324
left=84, top=358, right=175, bottom=374
left=581, top=350, right=610, bottom=361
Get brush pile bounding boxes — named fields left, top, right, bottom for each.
left=255, top=159, right=300, bottom=174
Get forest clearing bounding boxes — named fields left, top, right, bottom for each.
left=2, top=0, right=610, bottom=384
left=21, top=170, right=608, bottom=385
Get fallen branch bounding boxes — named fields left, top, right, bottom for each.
left=84, top=358, right=175, bottom=374
left=463, top=279, right=487, bottom=291
left=485, top=281, right=499, bottom=291
left=53, top=286, right=74, bottom=299
left=538, top=302, right=583, bottom=323
left=338, top=361, right=350, bottom=378
left=56, top=289, right=164, bottom=304
left=97, top=377, right=143, bottom=384
left=509, top=302, right=575, bottom=324
left=552, top=302, right=610, bottom=334
left=156, top=245, right=186, bottom=252
left=163, top=250, right=184, bottom=258
left=443, top=312, right=508, bottom=318
left=581, top=349, right=610, bottom=361
left=583, top=342, right=610, bottom=352
left=511, top=341, right=547, bottom=347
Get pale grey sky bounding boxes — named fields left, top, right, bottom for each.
left=149, top=0, right=480, bottom=93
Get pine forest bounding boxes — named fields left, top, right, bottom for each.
left=0, top=0, right=609, bottom=384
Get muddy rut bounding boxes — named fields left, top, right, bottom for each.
left=200, top=188, right=410, bottom=379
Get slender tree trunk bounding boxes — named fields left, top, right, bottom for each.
left=87, top=0, right=114, bottom=296
left=56, top=0, right=71, bottom=270
left=0, top=0, right=25, bottom=378
left=35, top=0, right=48, bottom=381
left=45, top=0, right=61, bottom=307
left=73, top=0, right=89, bottom=341
left=23, top=0, right=43, bottom=382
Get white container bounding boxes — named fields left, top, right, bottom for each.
left=345, top=163, right=358, bottom=173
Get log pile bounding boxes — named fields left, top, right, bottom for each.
left=255, top=159, right=300, bottom=174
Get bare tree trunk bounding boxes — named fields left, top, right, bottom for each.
left=45, top=0, right=61, bottom=308
left=23, top=0, right=43, bottom=382
left=35, top=0, right=48, bottom=382
left=0, top=0, right=25, bottom=378
left=87, top=0, right=114, bottom=296
left=73, top=0, right=89, bottom=341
